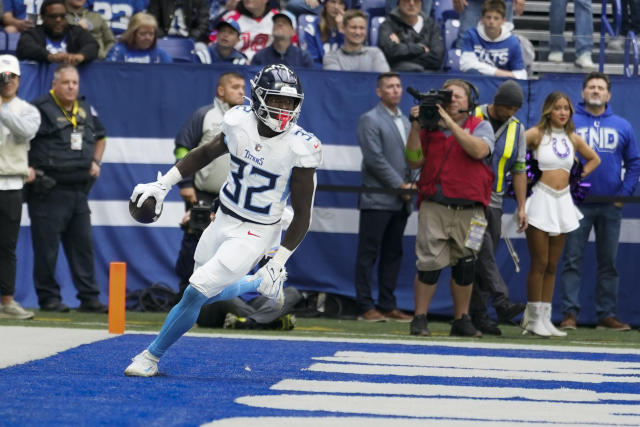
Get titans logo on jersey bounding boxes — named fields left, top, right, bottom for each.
left=576, top=126, right=620, bottom=153
left=219, top=105, right=322, bottom=225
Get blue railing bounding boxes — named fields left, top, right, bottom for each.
left=598, top=0, right=625, bottom=73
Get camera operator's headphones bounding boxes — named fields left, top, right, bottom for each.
left=443, top=79, right=479, bottom=114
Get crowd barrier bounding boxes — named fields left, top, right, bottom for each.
left=13, top=62, right=640, bottom=325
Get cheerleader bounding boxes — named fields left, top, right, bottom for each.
left=522, top=91, right=600, bottom=337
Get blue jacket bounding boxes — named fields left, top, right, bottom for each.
left=300, top=17, right=343, bottom=68
left=574, top=102, right=640, bottom=197
left=105, top=42, right=173, bottom=63
left=251, top=44, right=315, bottom=69
left=209, top=44, right=247, bottom=65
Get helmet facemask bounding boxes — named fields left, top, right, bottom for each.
left=250, top=64, right=304, bottom=133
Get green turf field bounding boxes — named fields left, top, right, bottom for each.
left=1, top=310, right=638, bottom=349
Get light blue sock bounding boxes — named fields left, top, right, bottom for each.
left=147, top=276, right=261, bottom=358
left=204, top=275, right=262, bottom=305
left=148, top=285, right=208, bottom=358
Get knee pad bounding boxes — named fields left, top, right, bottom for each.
left=451, top=256, right=476, bottom=286
left=418, top=269, right=441, bottom=284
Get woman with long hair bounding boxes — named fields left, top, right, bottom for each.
left=301, top=0, right=346, bottom=66
left=522, top=91, right=600, bottom=337
left=105, top=13, right=172, bottom=63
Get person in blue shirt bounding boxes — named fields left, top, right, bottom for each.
left=105, top=12, right=173, bottom=63
left=2, top=0, right=40, bottom=33
left=299, top=0, right=345, bottom=67
left=459, top=0, right=526, bottom=79
left=87, top=0, right=146, bottom=36
left=251, top=10, right=314, bottom=68
left=206, top=19, right=248, bottom=64
left=559, top=72, right=640, bottom=332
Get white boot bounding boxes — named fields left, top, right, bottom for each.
left=541, top=303, right=567, bottom=337
left=524, top=302, right=551, bottom=337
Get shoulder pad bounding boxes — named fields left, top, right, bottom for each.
left=223, top=105, right=253, bottom=127
left=289, top=127, right=323, bottom=168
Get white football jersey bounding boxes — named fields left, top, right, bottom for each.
left=218, top=105, right=323, bottom=224
left=221, top=9, right=277, bottom=62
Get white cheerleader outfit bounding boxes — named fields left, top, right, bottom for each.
left=525, top=128, right=583, bottom=235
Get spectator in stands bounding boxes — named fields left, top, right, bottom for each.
left=521, top=91, right=599, bottom=337
left=251, top=10, right=314, bottom=67
left=323, top=9, right=389, bottom=73
left=559, top=72, right=640, bottom=331
left=386, top=0, right=433, bottom=24
left=460, top=0, right=527, bottom=79
left=454, top=0, right=524, bottom=48
left=405, top=79, right=494, bottom=337
left=205, top=19, right=247, bottom=64
left=607, top=0, right=640, bottom=51
left=323, top=9, right=389, bottom=71
left=148, top=0, right=210, bottom=43
left=470, top=80, right=527, bottom=335
left=300, top=0, right=345, bottom=67
left=3, top=0, right=37, bottom=33
left=286, top=0, right=321, bottom=17
left=65, top=0, right=116, bottom=59
left=378, top=0, right=444, bottom=72
left=0, top=55, right=40, bottom=320
left=354, top=72, right=415, bottom=323
left=27, top=64, right=108, bottom=313
left=219, top=0, right=278, bottom=62
left=17, top=0, right=99, bottom=64
left=105, top=12, right=173, bottom=63
left=548, top=0, right=595, bottom=68
left=90, top=0, right=146, bottom=36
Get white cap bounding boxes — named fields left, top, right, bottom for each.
left=0, top=55, right=20, bottom=76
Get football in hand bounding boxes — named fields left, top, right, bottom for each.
left=129, top=195, right=162, bottom=224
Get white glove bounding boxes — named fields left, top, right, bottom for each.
left=255, top=259, right=286, bottom=308
left=130, top=171, right=170, bottom=215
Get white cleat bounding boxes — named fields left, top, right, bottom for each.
left=124, top=350, right=159, bottom=377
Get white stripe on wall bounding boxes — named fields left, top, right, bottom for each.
left=19, top=203, right=640, bottom=243
left=103, top=138, right=362, bottom=171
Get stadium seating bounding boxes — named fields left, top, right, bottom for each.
left=360, top=0, right=386, bottom=18
left=369, top=16, right=385, bottom=47
left=298, top=14, right=318, bottom=49
left=443, top=18, right=460, bottom=50
left=433, top=0, right=458, bottom=22
left=0, top=31, right=20, bottom=54
left=156, top=37, right=198, bottom=63
left=445, top=48, right=462, bottom=71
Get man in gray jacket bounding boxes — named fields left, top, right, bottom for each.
left=354, top=72, right=417, bottom=322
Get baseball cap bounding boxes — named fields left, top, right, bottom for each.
left=272, top=10, right=296, bottom=28
left=216, top=19, right=241, bottom=34
left=0, top=55, right=20, bottom=76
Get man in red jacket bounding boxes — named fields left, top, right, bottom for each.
left=405, top=79, right=495, bottom=337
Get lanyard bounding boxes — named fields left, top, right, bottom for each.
left=49, top=89, right=78, bottom=129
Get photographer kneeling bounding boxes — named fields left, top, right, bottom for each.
left=405, top=79, right=495, bottom=337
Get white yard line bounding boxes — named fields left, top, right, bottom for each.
left=0, top=326, right=114, bottom=369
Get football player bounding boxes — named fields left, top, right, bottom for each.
left=124, top=64, right=322, bottom=377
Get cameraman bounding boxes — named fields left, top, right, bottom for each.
left=0, top=55, right=40, bottom=320
left=405, top=79, right=495, bottom=337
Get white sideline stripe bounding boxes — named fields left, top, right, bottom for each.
left=271, top=379, right=640, bottom=402
left=0, top=326, right=113, bottom=369
left=312, top=351, right=640, bottom=375
left=204, top=416, right=581, bottom=426
left=103, top=138, right=362, bottom=171
left=235, top=394, right=640, bottom=424
left=307, top=362, right=640, bottom=383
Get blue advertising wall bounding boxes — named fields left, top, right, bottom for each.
left=13, top=62, right=640, bottom=326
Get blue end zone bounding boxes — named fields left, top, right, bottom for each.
left=1, top=334, right=640, bottom=425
